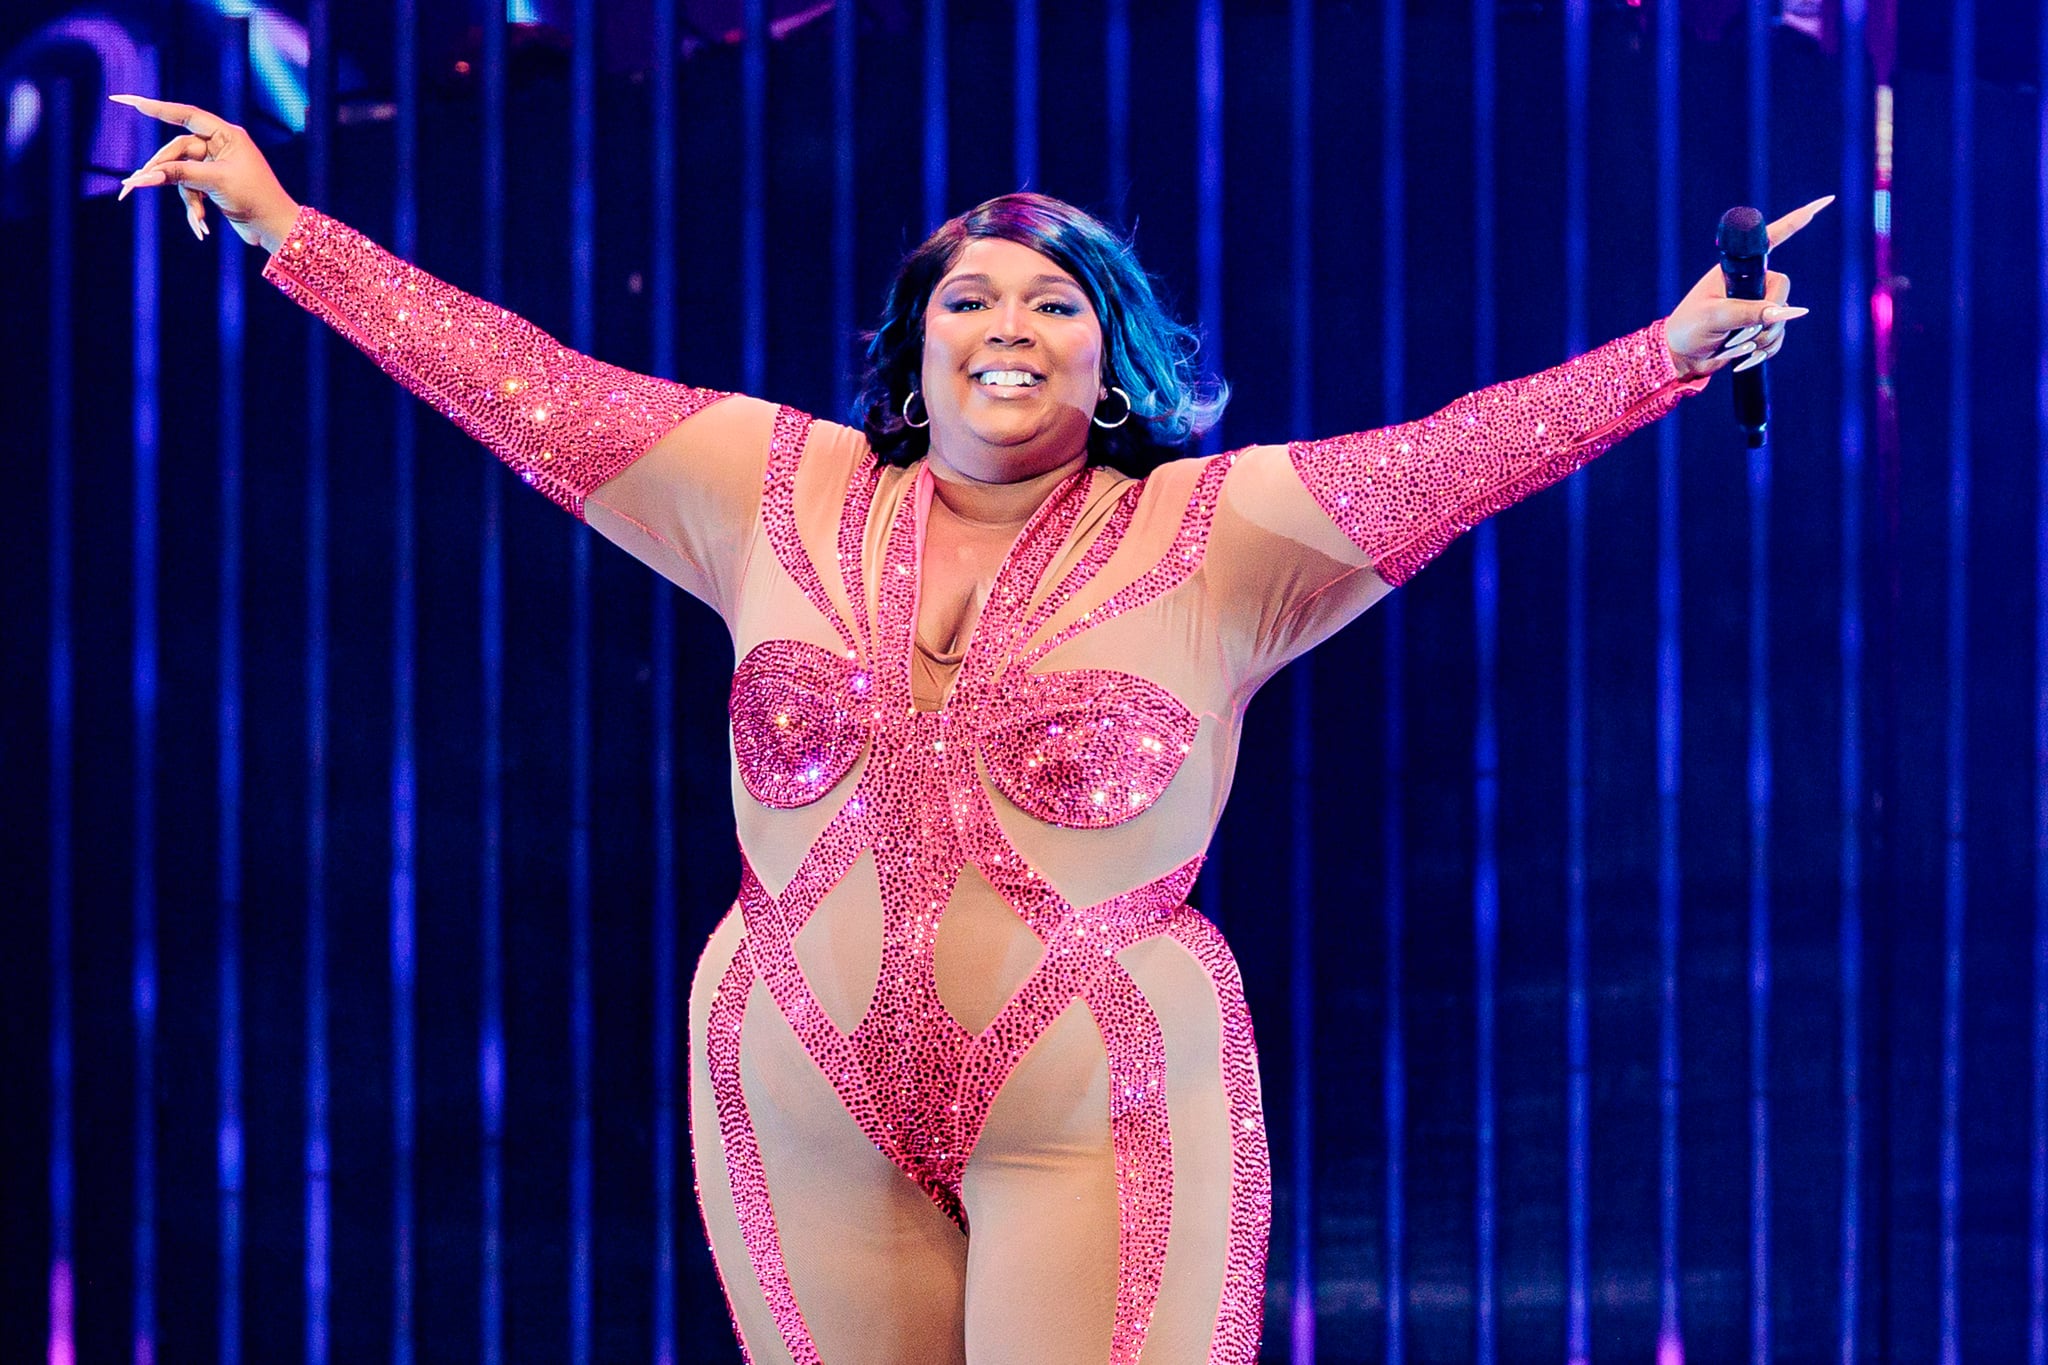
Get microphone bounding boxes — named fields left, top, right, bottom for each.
left=1717, top=206, right=1770, bottom=447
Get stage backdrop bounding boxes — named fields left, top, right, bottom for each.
left=3, top=0, right=2044, bottom=1361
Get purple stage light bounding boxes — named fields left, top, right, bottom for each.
left=1382, top=7, right=1406, bottom=1359
left=2032, top=7, right=2048, bottom=1358
left=1655, top=0, right=1683, bottom=1356
left=1288, top=8, right=1316, bottom=1357
left=1013, top=0, right=1036, bottom=189
left=1474, top=0, right=1499, bottom=1350
left=1838, top=1, right=1873, bottom=1359
left=46, top=72, right=75, bottom=1365
left=216, top=23, right=247, bottom=1365
left=129, top=43, right=161, bottom=1365
left=649, top=5, right=679, bottom=1357
left=569, top=1, right=596, bottom=1357
left=1744, top=9, right=1774, bottom=1365
left=479, top=4, right=507, bottom=1359
left=1563, top=2, right=1591, bottom=1359
left=922, top=0, right=944, bottom=235
left=2031, top=2, right=2048, bottom=1358
left=388, top=0, right=418, bottom=1359
left=1939, top=5, right=1974, bottom=1363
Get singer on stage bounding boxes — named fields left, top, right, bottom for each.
left=113, top=91, right=1822, bottom=1364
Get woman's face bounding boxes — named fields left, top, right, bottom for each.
left=919, top=236, right=1106, bottom=484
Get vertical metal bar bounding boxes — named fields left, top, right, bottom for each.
left=1744, top=7, right=1773, bottom=1365
left=745, top=0, right=766, bottom=395
left=1838, top=0, right=1872, bottom=1357
left=131, top=42, right=161, bottom=1365
left=1014, top=0, right=1037, bottom=188
left=1382, top=2, right=1406, bottom=1359
left=389, top=0, right=418, bottom=1360
left=924, top=0, right=946, bottom=232
left=1940, top=5, right=1974, bottom=1362
left=1287, top=2, right=1314, bottom=1358
left=216, top=26, right=248, bottom=1365
left=833, top=0, right=856, bottom=416
left=569, top=2, right=597, bottom=1360
left=1105, top=0, right=1129, bottom=210
left=650, top=2, right=679, bottom=1360
left=1655, top=2, right=1683, bottom=1361
left=480, top=0, right=508, bottom=1356
left=1471, top=2, right=1498, bottom=1358
left=47, top=73, right=75, bottom=1365
left=304, top=5, right=332, bottom=1358
left=1561, top=2, right=1589, bottom=1357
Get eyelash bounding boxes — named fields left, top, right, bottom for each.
left=945, top=299, right=1080, bottom=316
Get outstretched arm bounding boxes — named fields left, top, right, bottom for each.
left=258, top=206, right=729, bottom=516
left=112, top=94, right=730, bottom=519
left=1203, top=196, right=1831, bottom=683
left=1285, top=318, right=1703, bottom=590
left=110, top=95, right=785, bottom=618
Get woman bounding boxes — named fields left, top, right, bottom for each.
left=113, top=92, right=1819, bottom=1365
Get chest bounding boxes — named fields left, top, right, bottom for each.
left=729, top=457, right=1209, bottom=831
left=914, top=512, right=1013, bottom=657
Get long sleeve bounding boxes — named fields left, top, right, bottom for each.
left=262, top=205, right=732, bottom=518
left=1202, top=319, right=1705, bottom=685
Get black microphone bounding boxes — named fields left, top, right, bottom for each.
left=1717, top=206, right=1770, bottom=447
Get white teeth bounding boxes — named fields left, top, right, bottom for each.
left=977, top=370, right=1041, bottom=387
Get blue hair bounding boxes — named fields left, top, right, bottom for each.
left=855, top=192, right=1228, bottom=477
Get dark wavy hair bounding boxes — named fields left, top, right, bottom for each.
left=854, top=192, right=1228, bottom=478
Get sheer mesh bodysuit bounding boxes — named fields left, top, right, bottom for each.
left=264, top=207, right=1703, bottom=1364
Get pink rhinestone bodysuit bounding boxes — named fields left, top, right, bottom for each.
left=265, top=206, right=1702, bottom=1364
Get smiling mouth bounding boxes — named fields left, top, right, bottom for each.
left=974, top=369, right=1044, bottom=388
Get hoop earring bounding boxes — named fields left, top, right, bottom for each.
left=1093, top=386, right=1132, bottom=429
left=901, top=390, right=931, bottom=429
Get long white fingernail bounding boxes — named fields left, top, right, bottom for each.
left=1734, top=350, right=1768, bottom=372
left=1725, top=325, right=1761, bottom=348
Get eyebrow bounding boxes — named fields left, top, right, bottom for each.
left=939, top=272, right=1085, bottom=292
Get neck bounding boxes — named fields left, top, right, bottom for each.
left=924, top=447, right=1089, bottom=531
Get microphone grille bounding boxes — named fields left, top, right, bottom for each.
left=1717, top=206, right=1769, bottom=258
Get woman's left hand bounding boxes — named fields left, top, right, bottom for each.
left=1665, top=195, right=1833, bottom=381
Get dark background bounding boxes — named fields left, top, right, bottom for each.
left=2, top=0, right=2043, bottom=1361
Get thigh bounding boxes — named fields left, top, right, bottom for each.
left=690, top=908, right=969, bottom=1365
left=959, top=998, right=1118, bottom=1365
left=959, top=931, right=1253, bottom=1365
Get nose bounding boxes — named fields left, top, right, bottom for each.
left=983, top=297, right=1034, bottom=346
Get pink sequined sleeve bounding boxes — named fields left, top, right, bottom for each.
left=262, top=205, right=731, bottom=518
left=1202, top=321, right=1706, bottom=684
left=1285, top=320, right=1704, bottom=587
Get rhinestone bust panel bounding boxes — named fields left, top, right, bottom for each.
left=730, top=639, right=873, bottom=809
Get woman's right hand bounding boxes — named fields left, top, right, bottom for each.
left=110, top=95, right=301, bottom=252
